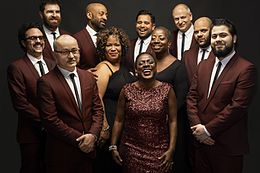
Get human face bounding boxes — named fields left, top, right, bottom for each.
left=151, top=28, right=170, bottom=54
left=105, top=35, right=122, bottom=63
left=211, top=25, right=236, bottom=58
left=54, top=36, right=80, bottom=72
left=136, top=54, right=156, bottom=80
left=88, top=4, right=108, bottom=31
left=40, top=4, right=61, bottom=31
left=136, top=15, right=155, bottom=39
left=172, top=6, right=192, bottom=32
left=194, top=20, right=211, bottom=48
left=23, top=28, right=45, bottom=58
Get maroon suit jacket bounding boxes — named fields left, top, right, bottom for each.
left=169, top=30, right=197, bottom=59
left=183, top=47, right=214, bottom=85
left=7, top=55, right=55, bottom=143
left=124, top=38, right=155, bottom=72
left=37, top=67, right=103, bottom=163
left=74, top=29, right=98, bottom=70
left=187, top=53, right=257, bottom=155
left=43, top=29, right=69, bottom=60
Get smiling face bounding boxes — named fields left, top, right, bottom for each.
left=87, top=3, right=108, bottom=31
left=105, top=35, right=122, bottom=63
left=22, top=28, right=45, bottom=58
left=211, top=25, right=236, bottom=58
left=151, top=28, right=170, bottom=55
left=40, top=4, right=61, bottom=31
left=172, top=4, right=193, bottom=32
left=136, top=14, right=155, bottom=39
left=135, top=53, right=157, bottom=80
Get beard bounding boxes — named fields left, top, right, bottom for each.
left=212, top=43, right=234, bottom=57
left=43, top=15, right=61, bottom=30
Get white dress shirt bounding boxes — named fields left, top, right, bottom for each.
left=27, top=53, right=49, bottom=77
left=197, top=46, right=212, bottom=64
left=58, top=66, right=82, bottom=107
left=207, top=51, right=235, bottom=98
left=177, top=25, right=194, bottom=60
left=42, top=25, right=60, bottom=51
left=86, top=25, right=97, bottom=47
left=134, top=36, right=152, bottom=61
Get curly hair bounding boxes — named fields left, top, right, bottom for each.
left=96, top=26, right=130, bottom=61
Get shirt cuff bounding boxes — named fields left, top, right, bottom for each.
left=203, top=126, right=211, bottom=136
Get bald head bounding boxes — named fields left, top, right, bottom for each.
left=193, top=17, right=213, bottom=48
left=172, top=3, right=193, bottom=32
left=85, top=3, right=108, bottom=31
left=54, top=34, right=80, bottom=72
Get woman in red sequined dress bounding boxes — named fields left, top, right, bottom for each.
left=110, top=52, right=177, bottom=173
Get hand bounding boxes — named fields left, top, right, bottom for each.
left=158, top=149, right=174, bottom=172
left=191, top=124, right=215, bottom=145
left=111, top=149, right=123, bottom=166
left=88, top=68, right=98, bottom=79
left=76, top=134, right=96, bottom=153
left=97, top=130, right=110, bottom=148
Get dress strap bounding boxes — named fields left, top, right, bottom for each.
left=103, top=63, right=114, bottom=74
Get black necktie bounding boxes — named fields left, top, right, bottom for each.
left=51, top=32, right=56, bottom=40
left=37, top=61, right=45, bottom=76
left=181, top=32, right=185, bottom=58
left=138, top=39, right=144, bottom=55
left=200, top=49, right=206, bottom=62
left=69, top=73, right=82, bottom=112
left=212, top=61, right=222, bottom=86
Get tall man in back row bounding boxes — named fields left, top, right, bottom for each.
left=74, top=2, right=108, bottom=70
left=187, top=18, right=257, bottom=173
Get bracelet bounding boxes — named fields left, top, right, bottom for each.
left=102, top=125, right=110, bottom=132
left=108, top=145, right=117, bottom=151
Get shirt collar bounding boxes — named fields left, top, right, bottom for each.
left=179, top=24, right=194, bottom=37
left=42, top=25, right=59, bottom=35
left=137, top=35, right=151, bottom=45
left=86, top=25, right=97, bottom=36
left=215, top=50, right=236, bottom=66
left=27, top=53, right=45, bottom=65
left=199, top=46, right=211, bottom=53
left=58, top=66, right=78, bottom=78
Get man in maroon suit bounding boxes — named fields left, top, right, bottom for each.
left=183, top=17, right=213, bottom=85
left=170, top=3, right=197, bottom=60
left=37, top=34, right=103, bottom=173
left=39, top=0, right=69, bottom=60
left=74, top=2, right=108, bottom=70
left=124, top=10, right=156, bottom=73
left=7, top=22, right=55, bottom=173
left=187, top=18, right=257, bottom=173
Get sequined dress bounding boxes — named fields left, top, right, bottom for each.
left=119, top=82, right=172, bottom=173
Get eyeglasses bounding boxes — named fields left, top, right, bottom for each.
left=25, top=36, right=45, bottom=42
left=55, top=48, right=80, bottom=56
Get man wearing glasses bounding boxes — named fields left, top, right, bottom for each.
left=37, top=34, right=103, bottom=173
left=7, top=22, right=55, bottom=173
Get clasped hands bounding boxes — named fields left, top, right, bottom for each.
left=191, top=124, right=215, bottom=145
left=76, top=134, right=96, bottom=153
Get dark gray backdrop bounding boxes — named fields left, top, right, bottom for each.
left=1, top=0, right=259, bottom=172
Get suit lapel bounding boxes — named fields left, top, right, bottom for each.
left=23, top=56, right=41, bottom=78
left=54, top=67, right=82, bottom=117
left=204, top=54, right=238, bottom=110
left=77, top=69, right=86, bottom=116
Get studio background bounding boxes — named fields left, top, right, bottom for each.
left=1, top=0, right=259, bottom=172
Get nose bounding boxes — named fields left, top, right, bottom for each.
left=102, top=15, right=107, bottom=21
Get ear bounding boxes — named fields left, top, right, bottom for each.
left=87, top=12, right=92, bottom=20
left=168, top=40, right=172, bottom=48
left=152, top=24, right=156, bottom=30
left=233, top=35, right=237, bottom=44
left=39, top=12, right=43, bottom=19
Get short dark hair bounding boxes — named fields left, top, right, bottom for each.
left=39, top=0, right=62, bottom=12
left=135, top=10, right=155, bottom=24
left=18, top=22, right=44, bottom=52
left=96, top=27, right=130, bottom=61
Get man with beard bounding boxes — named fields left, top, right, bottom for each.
left=187, top=18, right=257, bottom=173
left=183, top=17, right=213, bottom=84
left=7, top=22, right=55, bottom=173
left=74, top=2, right=108, bottom=70
left=170, top=3, right=197, bottom=60
left=39, top=0, right=69, bottom=60
left=124, top=10, right=156, bottom=73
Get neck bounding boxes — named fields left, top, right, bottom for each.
left=137, top=79, right=156, bottom=89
